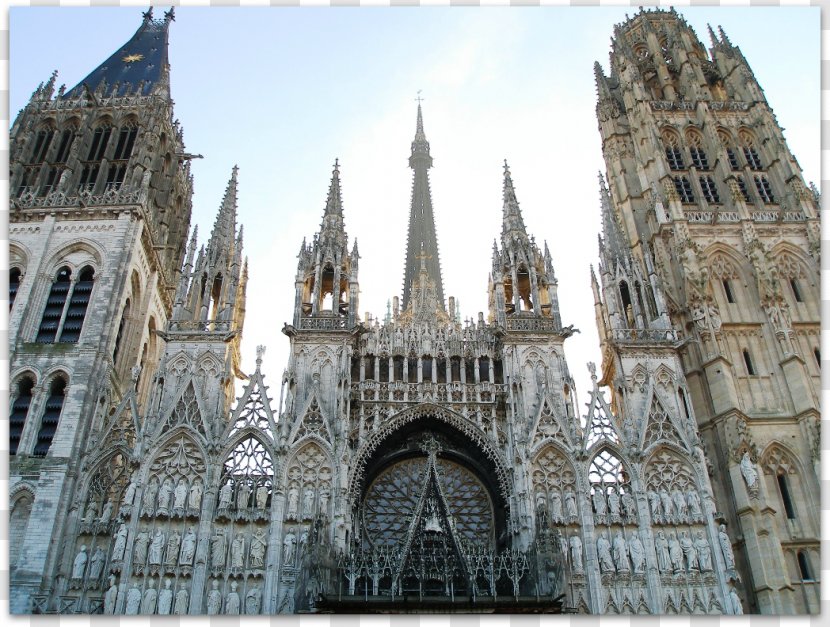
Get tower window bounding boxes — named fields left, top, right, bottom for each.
left=87, top=125, right=112, bottom=161
left=30, top=129, right=55, bottom=163
left=113, top=298, right=131, bottom=362
left=797, top=551, right=813, bottom=581
left=393, top=356, right=404, bottom=382
left=493, top=359, right=504, bottom=384
left=10, top=376, right=35, bottom=456
left=726, top=148, right=740, bottom=170
left=813, top=348, right=820, bottom=368
left=742, top=349, right=756, bottom=376
left=776, top=473, right=796, bottom=519
left=754, top=176, right=774, bottom=203
left=10, top=268, right=22, bottom=310
left=722, top=279, right=736, bottom=304
left=54, top=129, right=74, bottom=164
left=40, top=166, right=62, bottom=197
left=700, top=176, right=720, bottom=203
left=690, top=147, right=709, bottom=170
left=36, top=267, right=72, bottom=343
left=78, top=163, right=100, bottom=192
left=105, top=163, right=127, bottom=189
left=790, top=278, right=803, bottom=303
left=33, top=376, right=66, bottom=457
left=744, top=146, right=763, bottom=170
left=479, top=357, right=490, bottom=383
left=666, top=147, right=685, bottom=170
left=736, top=176, right=751, bottom=202
left=673, top=176, right=694, bottom=203
left=58, top=266, right=95, bottom=343
left=113, top=125, right=138, bottom=161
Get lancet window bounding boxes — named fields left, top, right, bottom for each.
left=30, top=125, right=55, bottom=163
left=10, top=374, right=35, bottom=455
left=58, top=266, right=95, bottom=343
left=33, top=375, right=66, bottom=456
left=10, top=267, right=21, bottom=309
left=588, top=449, right=636, bottom=526
left=218, top=437, right=275, bottom=519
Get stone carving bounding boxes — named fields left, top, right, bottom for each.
left=149, top=529, right=165, bottom=565
left=728, top=586, right=743, bottom=614
left=569, top=534, right=583, bottom=574
left=231, top=532, right=246, bottom=568
left=142, top=477, right=159, bottom=516
left=71, top=545, right=87, bottom=581
left=173, top=582, right=189, bottom=614
left=104, top=575, right=118, bottom=614
left=256, top=484, right=269, bottom=510
left=189, top=479, right=203, bottom=511
left=679, top=531, right=698, bottom=571
left=740, top=451, right=759, bottom=493
left=613, top=531, right=630, bottom=573
left=85, top=501, right=98, bottom=523
left=180, top=526, right=197, bottom=565
left=141, top=578, right=158, bottom=614
left=174, top=478, right=188, bottom=511
left=550, top=490, right=563, bottom=522
left=112, top=523, right=128, bottom=561
left=133, top=529, right=149, bottom=565
left=207, top=580, right=222, bottom=615
left=157, top=478, right=173, bottom=515
left=218, top=482, right=233, bottom=510
left=648, top=490, right=661, bottom=521
left=672, top=489, right=687, bottom=522
left=122, top=473, right=138, bottom=507
left=237, top=482, right=251, bottom=510
left=695, top=531, right=712, bottom=571
left=597, top=534, right=614, bottom=573
left=654, top=530, right=670, bottom=572
left=303, top=486, right=315, bottom=519
left=246, top=585, right=262, bottom=614
left=250, top=528, right=267, bottom=568
left=100, top=499, right=113, bottom=524
left=718, top=524, right=736, bottom=570
left=607, top=489, right=621, bottom=521
left=157, top=578, right=173, bottom=615
left=668, top=532, right=683, bottom=572
left=564, top=490, right=577, bottom=520
left=226, top=580, right=241, bottom=614
left=686, top=490, right=702, bottom=521
left=287, top=486, right=299, bottom=520
left=211, top=530, right=227, bottom=568
left=283, top=527, right=297, bottom=565
left=660, top=490, right=674, bottom=522
left=166, top=529, right=181, bottom=566
left=89, top=545, right=106, bottom=582
left=629, top=532, right=646, bottom=574
left=319, top=486, right=330, bottom=516
left=592, top=489, right=607, bottom=517
left=125, top=583, right=142, bottom=615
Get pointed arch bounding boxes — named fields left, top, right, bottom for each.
left=142, top=430, right=208, bottom=518
left=227, top=371, right=277, bottom=439
left=78, top=447, right=132, bottom=526
left=219, top=433, right=277, bottom=515
left=157, top=380, right=208, bottom=440
left=640, top=385, right=690, bottom=453
left=290, top=393, right=332, bottom=446
left=529, top=396, right=573, bottom=452
left=283, top=440, right=334, bottom=521
left=530, top=444, right=578, bottom=524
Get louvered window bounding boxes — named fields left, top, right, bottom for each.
left=58, top=266, right=94, bottom=343
left=673, top=176, right=694, bottom=202
left=690, top=147, right=709, bottom=170
left=736, top=176, right=751, bottom=202
left=10, top=268, right=21, bottom=310
left=33, top=377, right=66, bottom=457
left=87, top=126, right=112, bottom=161
left=666, top=147, right=685, bottom=170
left=754, top=176, right=774, bottom=203
left=10, top=376, right=34, bottom=456
left=36, top=267, right=71, bottom=343
left=54, top=129, right=74, bottom=163
left=30, top=129, right=55, bottom=163
left=726, top=148, right=740, bottom=170
left=699, top=176, right=720, bottom=203
left=744, top=146, right=762, bottom=170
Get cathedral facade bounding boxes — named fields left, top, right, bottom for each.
left=8, top=8, right=819, bottom=615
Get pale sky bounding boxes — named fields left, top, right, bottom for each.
left=10, top=6, right=820, bottom=412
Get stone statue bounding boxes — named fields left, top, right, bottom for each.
left=564, top=490, right=577, bottom=519
left=166, top=529, right=181, bottom=566
left=550, top=491, right=563, bottom=522
left=149, top=528, right=165, bottom=565
left=85, top=500, right=98, bottom=523
left=141, top=578, right=158, bottom=614
left=620, top=491, right=635, bottom=521
left=189, top=479, right=203, bottom=511
left=231, top=532, right=245, bottom=568
left=613, top=531, right=630, bottom=572
left=211, top=530, right=227, bottom=567
left=278, top=589, right=294, bottom=613
left=218, top=481, right=233, bottom=509
left=629, top=532, right=646, bottom=574
left=597, top=534, right=614, bottom=573
left=237, top=482, right=251, bottom=510
left=173, top=478, right=188, bottom=510
left=104, top=575, right=118, bottom=614
left=680, top=530, right=698, bottom=571
left=718, top=524, right=736, bottom=570
left=157, top=578, right=173, bottom=615
left=672, top=489, right=688, bottom=522
left=71, top=545, right=88, bottom=580
left=319, top=486, right=330, bottom=515
left=180, top=526, right=197, bottom=565
left=695, top=530, right=712, bottom=571
left=654, top=531, right=670, bottom=572
left=648, top=489, right=661, bottom=520
left=300, top=526, right=309, bottom=549
left=569, top=534, right=583, bottom=574
left=157, top=477, right=173, bottom=515
left=287, top=486, right=299, bottom=520
left=112, top=523, right=128, bottom=561
left=283, top=527, right=297, bottom=565
left=122, top=473, right=138, bottom=506
left=687, top=489, right=703, bottom=521
left=740, top=452, right=758, bottom=490
left=728, top=586, right=743, bottom=614
left=302, top=486, right=315, bottom=519
left=668, top=532, right=683, bottom=572
left=207, top=580, right=222, bottom=615
left=173, top=582, right=189, bottom=615
left=607, top=489, right=620, bottom=519
left=592, top=489, right=607, bottom=516
left=99, top=498, right=113, bottom=524
left=256, top=484, right=269, bottom=510
left=133, top=529, right=150, bottom=565
left=89, top=545, right=106, bottom=582
left=226, top=580, right=241, bottom=614
left=125, top=582, right=142, bottom=615
left=660, top=489, right=674, bottom=521
left=245, top=585, right=262, bottom=615
left=143, top=477, right=159, bottom=515
left=535, top=491, right=547, bottom=515
left=250, top=528, right=267, bottom=568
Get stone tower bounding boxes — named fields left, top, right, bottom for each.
left=593, top=8, right=820, bottom=613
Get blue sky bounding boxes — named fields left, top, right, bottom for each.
left=10, top=6, right=820, bottom=407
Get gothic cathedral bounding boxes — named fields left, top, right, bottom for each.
left=8, top=8, right=819, bottom=615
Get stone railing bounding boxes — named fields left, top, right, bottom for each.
left=352, top=380, right=505, bottom=404
left=612, top=328, right=677, bottom=344
left=168, top=320, right=232, bottom=334
left=505, top=316, right=561, bottom=332
left=298, top=315, right=349, bottom=331
left=13, top=185, right=143, bottom=210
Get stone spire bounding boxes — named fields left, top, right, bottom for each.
left=402, top=102, right=445, bottom=312
left=501, top=160, right=528, bottom=239
left=208, top=165, right=239, bottom=265
left=598, top=172, right=628, bottom=268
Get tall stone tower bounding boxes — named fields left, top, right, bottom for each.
left=593, top=8, right=820, bottom=613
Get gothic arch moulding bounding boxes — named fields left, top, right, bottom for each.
left=42, top=239, right=105, bottom=276
left=346, top=403, right=510, bottom=506
left=282, top=440, right=333, bottom=522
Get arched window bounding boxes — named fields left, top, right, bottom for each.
left=54, top=127, right=75, bottom=164
left=735, top=176, right=751, bottom=202
left=113, top=298, right=131, bottom=361
left=797, top=551, right=813, bottom=581
left=776, top=473, right=796, bottom=519
left=10, top=375, right=35, bottom=455
left=30, top=127, right=55, bottom=163
left=686, top=131, right=709, bottom=170
left=718, top=130, right=741, bottom=170
left=662, top=130, right=684, bottom=170
left=739, top=134, right=763, bottom=170
left=10, top=493, right=33, bottom=570
left=58, top=266, right=95, bottom=343
left=699, top=176, right=720, bottom=203
left=113, top=121, right=138, bottom=161
left=754, top=176, right=774, bottom=203
left=87, top=123, right=112, bottom=161
left=33, top=376, right=66, bottom=456
left=673, top=175, right=694, bottom=202
left=36, top=266, right=72, bottom=343
left=790, top=278, right=803, bottom=303
left=742, top=349, right=756, bottom=376
left=9, top=267, right=22, bottom=309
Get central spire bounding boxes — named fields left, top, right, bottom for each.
left=402, top=102, right=445, bottom=312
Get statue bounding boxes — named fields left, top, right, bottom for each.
left=302, top=486, right=315, bottom=519
left=125, top=583, right=142, bottom=615
left=189, top=479, right=203, bottom=511
left=89, top=545, right=106, bottom=582
left=207, top=580, right=222, bottom=615
left=245, top=585, right=262, bottom=615
left=211, top=530, right=227, bottom=567
left=628, top=533, right=645, bottom=574
left=695, top=531, right=712, bottom=571
left=660, top=489, right=674, bottom=521
left=620, top=491, right=635, bottom=521
left=173, top=478, right=188, bottom=510
left=226, top=580, right=241, bottom=614
left=99, top=498, right=113, bottom=524
left=672, top=489, right=688, bottom=521
left=687, top=489, right=703, bottom=521
left=231, top=532, right=245, bottom=568
left=569, top=534, right=583, bottom=574
left=250, top=528, right=267, bottom=568
left=648, top=489, right=661, bottom=520
left=668, top=532, right=683, bottom=572
left=122, top=473, right=138, bottom=506
left=319, top=486, right=330, bottom=515
left=149, top=528, right=165, bottom=565
left=613, top=531, right=630, bottom=572
left=592, top=488, right=607, bottom=516
left=157, top=578, right=173, bottom=615
left=718, top=524, right=736, bottom=570
left=680, top=530, right=698, bottom=571
left=141, top=578, right=158, bottom=614
left=597, top=534, right=615, bottom=573
left=166, top=529, right=181, bottom=566
left=157, top=477, right=173, bottom=515
left=287, top=486, right=300, bottom=520
left=104, top=575, right=118, bottom=614
left=112, top=523, right=128, bottom=561
left=654, top=531, right=670, bottom=572
left=550, top=491, right=563, bottom=522
left=71, top=545, right=88, bottom=580
left=607, top=489, right=621, bottom=520
left=133, top=529, right=150, bottom=565
left=218, top=481, right=233, bottom=509
left=173, top=582, right=189, bottom=615
left=143, top=477, right=159, bottom=515
left=255, top=484, right=269, bottom=510
left=740, top=451, right=758, bottom=490
left=85, top=500, right=98, bottom=523
left=283, top=527, right=297, bottom=565
left=180, top=526, right=197, bottom=565
left=564, top=490, right=577, bottom=519
left=300, top=526, right=309, bottom=549
left=728, top=586, right=743, bottom=614
left=237, top=482, right=251, bottom=510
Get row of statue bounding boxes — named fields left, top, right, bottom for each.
left=590, top=486, right=638, bottom=524
left=285, top=483, right=330, bottom=521
left=536, top=488, right=579, bottom=524
left=140, top=475, right=204, bottom=518
left=102, top=575, right=263, bottom=615
left=217, top=479, right=272, bottom=512
left=646, top=487, right=706, bottom=525
left=590, top=528, right=720, bottom=576
left=210, top=527, right=268, bottom=570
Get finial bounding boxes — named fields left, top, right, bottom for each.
left=142, top=7, right=154, bottom=22
left=232, top=164, right=239, bottom=178
left=588, top=362, right=597, bottom=380
left=415, top=89, right=424, bottom=105
left=717, top=25, right=731, bottom=47
left=164, top=7, right=175, bottom=23
left=256, top=345, right=266, bottom=365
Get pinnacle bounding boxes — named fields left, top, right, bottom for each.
left=324, top=159, right=343, bottom=216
